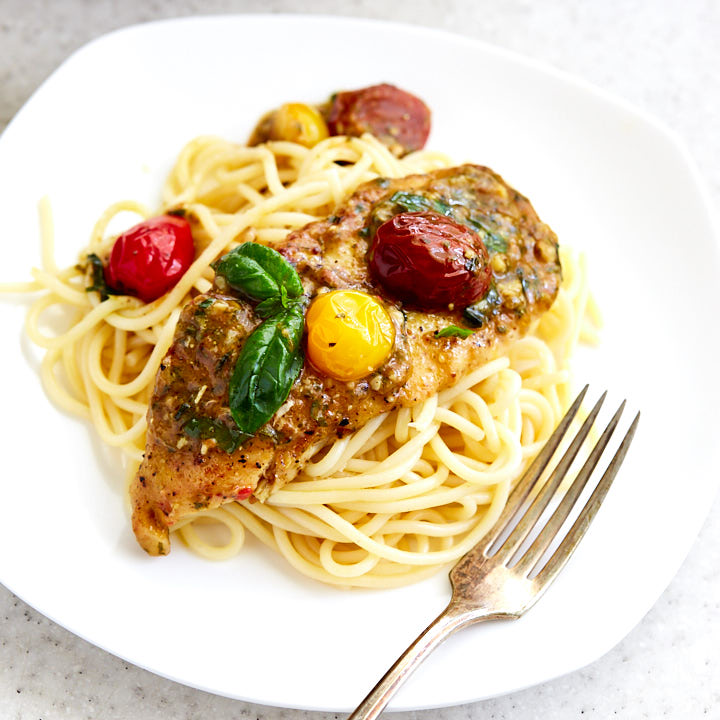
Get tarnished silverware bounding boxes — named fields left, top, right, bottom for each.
left=348, top=387, right=640, bottom=719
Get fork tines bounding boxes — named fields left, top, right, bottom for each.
left=482, top=387, right=640, bottom=581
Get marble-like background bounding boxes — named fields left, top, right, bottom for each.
left=1, top=1, right=718, bottom=718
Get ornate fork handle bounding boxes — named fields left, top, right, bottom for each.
left=349, top=603, right=494, bottom=719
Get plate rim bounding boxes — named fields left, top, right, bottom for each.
left=1, top=13, right=719, bottom=712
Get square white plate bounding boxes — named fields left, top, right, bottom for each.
left=0, top=15, right=718, bottom=711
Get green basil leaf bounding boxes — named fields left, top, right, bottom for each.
left=387, top=193, right=509, bottom=255
left=389, top=191, right=432, bottom=213
left=213, top=242, right=303, bottom=302
left=85, top=253, right=119, bottom=302
left=389, top=192, right=453, bottom=217
left=468, top=216, right=508, bottom=254
left=183, top=416, right=250, bottom=453
left=254, top=297, right=283, bottom=319
left=434, top=324, right=475, bottom=339
left=279, top=283, right=290, bottom=308
left=255, top=293, right=307, bottom=319
left=463, top=286, right=500, bottom=327
left=229, top=304, right=305, bottom=435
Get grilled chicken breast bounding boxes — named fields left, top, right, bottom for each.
left=131, top=164, right=561, bottom=555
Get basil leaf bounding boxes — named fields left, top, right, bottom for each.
left=229, top=304, right=305, bottom=435
left=464, top=286, right=500, bottom=327
left=255, top=292, right=307, bottom=319
left=183, top=416, right=250, bottom=453
left=434, top=325, right=474, bottom=339
left=468, top=216, right=508, bottom=254
left=213, top=242, right=303, bottom=302
left=254, top=297, right=283, bottom=319
left=388, top=194, right=509, bottom=255
left=388, top=191, right=429, bottom=213
left=85, top=253, right=119, bottom=302
left=389, top=191, right=453, bottom=216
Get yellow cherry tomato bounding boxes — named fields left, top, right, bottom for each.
left=306, top=290, right=395, bottom=382
left=270, top=103, right=329, bottom=148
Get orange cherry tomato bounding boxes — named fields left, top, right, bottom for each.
left=306, top=290, right=395, bottom=382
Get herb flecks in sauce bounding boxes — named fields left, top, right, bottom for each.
left=363, top=174, right=558, bottom=327
left=183, top=416, right=250, bottom=453
left=150, top=297, right=256, bottom=456
left=434, top=325, right=475, bottom=339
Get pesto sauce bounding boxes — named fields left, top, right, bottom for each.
left=463, top=285, right=501, bottom=327
left=365, top=190, right=509, bottom=256
left=365, top=188, right=513, bottom=326
left=183, top=415, right=250, bottom=453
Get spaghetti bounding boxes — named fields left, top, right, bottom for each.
left=4, top=132, right=600, bottom=588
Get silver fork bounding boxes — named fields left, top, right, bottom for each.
left=348, top=387, right=640, bottom=719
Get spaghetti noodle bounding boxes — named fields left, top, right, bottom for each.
left=3, top=132, right=600, bottom=587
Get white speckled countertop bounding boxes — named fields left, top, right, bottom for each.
left=1, top=1, right=719, bottom=718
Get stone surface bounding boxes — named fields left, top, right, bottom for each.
left=1, top=1, right=718, bottom=718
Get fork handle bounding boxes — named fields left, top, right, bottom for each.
left=347, top=603, right=486, bottom=719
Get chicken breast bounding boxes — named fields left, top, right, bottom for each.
left=131, top=164, right=561, bottom=555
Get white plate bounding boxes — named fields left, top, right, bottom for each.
left=0, top=15, right=718, bottom=712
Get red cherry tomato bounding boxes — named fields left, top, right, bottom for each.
left=326, top=83, right=431, bottom=156
left=105, top=215, right=195, bottom=303
left=369, top=212, right=491, bottom=311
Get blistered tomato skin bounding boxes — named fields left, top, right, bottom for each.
left=250, top=103, right=329, bottom=148
left=306, top=290, right=395, bottom=382
left=326, top=84, right=431, bottom=156
left=369, top=212, right=491, bottom=311
left=105, top=215, right=195, bottom=303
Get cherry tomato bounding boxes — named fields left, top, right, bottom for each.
left=249, top=102, right=329, bottom=148
left=326, top=84, right=431, bottom=156
left=306, top=290, right=395, bottom=382
left=369, top=212, right=491, bottom=311
left=105, top=215, right=195, bottom=303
